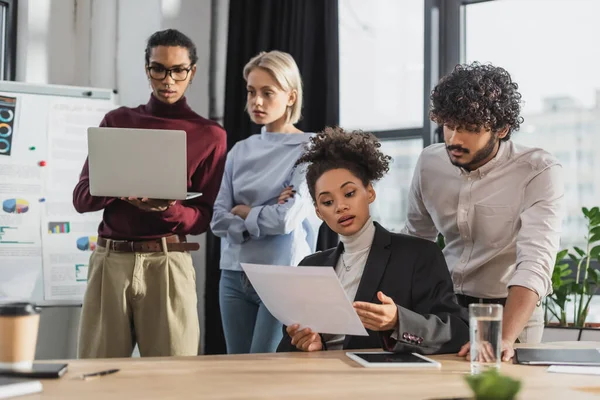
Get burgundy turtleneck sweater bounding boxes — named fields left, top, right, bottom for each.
left=73, top=95, right=227, bottom=240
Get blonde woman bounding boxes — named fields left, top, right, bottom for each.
left=210, top=51, right=319, bottom=354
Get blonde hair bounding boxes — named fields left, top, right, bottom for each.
left=243, top=50, right=303, bottom=124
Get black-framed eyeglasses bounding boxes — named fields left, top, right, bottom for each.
left=147, top=65, right=192, bottom=81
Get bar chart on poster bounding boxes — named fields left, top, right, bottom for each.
left=0, top=82, right=118, bottom=305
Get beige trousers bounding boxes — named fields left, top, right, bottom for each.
left=78, top=239, right=200, bottom=358
left=517, top=303, right=545, bottom=343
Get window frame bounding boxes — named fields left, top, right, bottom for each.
left=0, top=0, right=17, bottom=81
left=343, top=0, right=600, bottom=281
left=369, top=0, right=495, bottom=145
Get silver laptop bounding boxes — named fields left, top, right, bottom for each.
left=87, top=127, right=202, bottom=200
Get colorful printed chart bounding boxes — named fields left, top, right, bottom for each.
left=2, top=198, right=30, bottom=214
left=76, top=236, right=97, bottom=251
left=48, top=222, right=70, bottom=234
left=75, top=264, right=89, bottom=282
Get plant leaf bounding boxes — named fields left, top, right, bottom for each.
left=590, top=207, right=599, bottom=219
left=583, top=207, right=590, bottom=217
left=590, top=233, right=600, bottom=243
left=574, top=247, right=586, bottom=257
left=559, top=267, right=572, bottom=278
left=587, top=268, right=600, bottom=284
left=572, top=283, right=584, bottom=294
left=556, top=249, right=569, bottom=262
left=591, top=245, right=600, bottom=259
left=568, top=253, right=579, bottom=263
left=591, top=226, right=600, bottom=236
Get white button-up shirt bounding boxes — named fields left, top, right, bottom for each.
left=402, top=141, right=564, bottom=299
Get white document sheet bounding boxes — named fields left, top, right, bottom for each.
left=547, top=365, right=600, bottom=375
left=241, top=263, right=369, bottom=336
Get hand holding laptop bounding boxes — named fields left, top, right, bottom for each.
left=121, top=196, right=176, bottom=212
left=87, top=128, right=203, bottom=201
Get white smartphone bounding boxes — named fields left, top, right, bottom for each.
left=346, top=351, right=441, bottom=368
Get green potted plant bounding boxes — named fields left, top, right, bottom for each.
left=464, top=370, right=521, bottom=400
left=544, top=207, right=600, bottom=338
left=544, top=249, right=573, bottom=326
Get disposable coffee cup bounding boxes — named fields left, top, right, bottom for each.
left=0, top=302, right=41, bottom=370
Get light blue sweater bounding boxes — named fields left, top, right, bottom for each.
left=210, top=130, right=320, bottom=271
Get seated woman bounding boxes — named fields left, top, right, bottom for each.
left=277, top=127, right=469, bottom=354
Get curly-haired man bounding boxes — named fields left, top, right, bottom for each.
left=403, top=63, right=564, bottom=361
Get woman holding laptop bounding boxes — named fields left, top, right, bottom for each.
left=210, top=51, right=319, bottom=354
left=277, top=127, right=469, bottom=354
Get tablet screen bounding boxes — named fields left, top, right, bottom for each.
left=0, top=363, right=68, bottom=378
left=352, top=353, right=433, bottom=364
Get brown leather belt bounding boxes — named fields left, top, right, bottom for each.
left=97, top=235, right=200, bottom=253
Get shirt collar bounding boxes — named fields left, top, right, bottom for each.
left=145, top=94, right=193, bottom=118
left=260, top=126, right=313, bottom=145
left=457, top=140, right=511, bottom=178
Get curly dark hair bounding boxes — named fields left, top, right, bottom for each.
left=430, top=62, right=523, bottom=141
left=145, top=29, right=198, bottom=66
left=295, top=127, right=391, bottom=201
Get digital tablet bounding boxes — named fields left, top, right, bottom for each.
left=346, top=352, right=441, bottom=368
left=0, top=363, right=68, bottom=379
left=514, top=348, right=600, bottom=366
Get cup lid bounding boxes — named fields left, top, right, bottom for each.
left=0, top=302, right=40, bottom=316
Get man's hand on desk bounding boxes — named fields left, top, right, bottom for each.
left=353, top=291, right=398, bottom=331
left=287, top=325, right=323, bottom=352
left=121, top=197, right=176, bottom=212
left=457, top=339, right=515, bottom=362
left=231, top=205, right=251, bottom=220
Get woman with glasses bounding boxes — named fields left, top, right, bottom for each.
left=210, top=51, right=320, bottom=354
left=74, top=29, right=227, bottom=358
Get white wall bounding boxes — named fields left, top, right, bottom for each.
left=16, top=0, right=211, bottom=112
left=115, top=0, right=212, bottom=113
left=16, top=0, right=117, bottom=88
left=16, top=0, right=214, bottom=358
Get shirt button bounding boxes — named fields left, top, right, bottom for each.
left=461, top=258, right=466, bottom=263
left=467, top=177, right=472, bottom=181
left=463, top=235, right=468, bottom=239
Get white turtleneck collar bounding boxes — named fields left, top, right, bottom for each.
left=339, top=217, right=376, bottom=254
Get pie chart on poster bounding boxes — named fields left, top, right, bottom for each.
left=76, top=236, right=98, bottom=251
left=2, top=199, right=29, bottom=214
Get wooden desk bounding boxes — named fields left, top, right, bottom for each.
left=26, top=342, right=600, bottom=399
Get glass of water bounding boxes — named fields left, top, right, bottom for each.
left=469, top=303, right=503, bottom=374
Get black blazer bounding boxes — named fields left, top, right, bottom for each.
left=277, top=222, right=469, bottom=354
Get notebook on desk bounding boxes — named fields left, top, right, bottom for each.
left=515, top=348, right=600, bottom=366
left=0, top=377, right=42, bottom=399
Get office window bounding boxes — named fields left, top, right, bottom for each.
left=371, top=138, right=423, bottom=231
left=465, top=0, right=600, bottom=248
left=339, top=0, right=424, bottom=131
